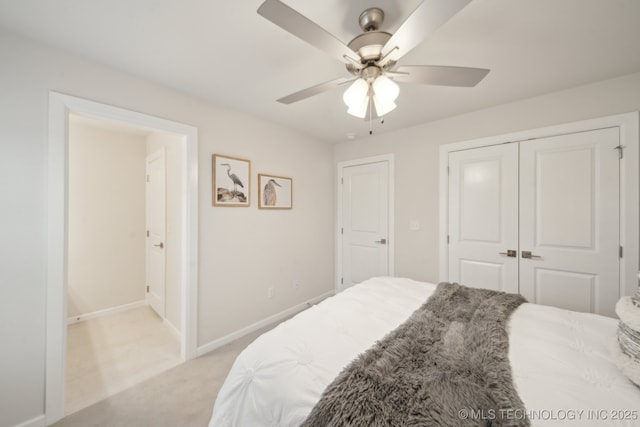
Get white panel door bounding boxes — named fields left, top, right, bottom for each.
left=341, top=161, right=389, bottom=290
left=146, top=149, right=166, bottom=317
left=519, top=128, right=620, bottom=316
left=448, top=143, right=519, bottom=293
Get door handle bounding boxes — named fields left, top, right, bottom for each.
left=375, top=238, right=387, bottom=245
left=522, top=250, right=541, bottom=259
left=498, top=249, right=517, bottom=257
left=154, top=242, right=164, bottom=249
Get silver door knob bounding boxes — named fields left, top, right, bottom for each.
left=522, top=250, right=541, bottom=259
left=154, top=242, right=164, bottom=249
left=499, top=249, right=517, bottom=257
left=375, top=238, right=387, bottom=245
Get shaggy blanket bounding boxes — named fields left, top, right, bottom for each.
left=302, top=282, right=529, bottom=427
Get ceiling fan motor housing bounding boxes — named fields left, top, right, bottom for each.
left=346, top=8, right=396, bottom=76
left=348, top=31, right=391, bottom=63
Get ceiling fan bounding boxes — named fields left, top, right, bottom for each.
left=257, top=0, right=489, bottom=121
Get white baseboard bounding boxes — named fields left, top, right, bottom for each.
left=12, top=414, right=45, bottom=427
left=163, top=318, right=181, bottom=340
left=196, top=291, right=334, bottom=357
left=66, top=300, right=146, bottom=324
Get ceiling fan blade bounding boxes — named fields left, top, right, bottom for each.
left=276, top=77, right=355, bottom=104
left=378, top=0, right=472, bottom=67
left=258, top=0, right=359, bottom=65
left=392, top=65, right=489, bottom=87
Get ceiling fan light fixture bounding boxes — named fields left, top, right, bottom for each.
left=344, top=78, right=370, bottom=118
left=347, top=98, right=369, bottom=118
left=373, top=94, right=397, bottom=117
left=343, top=78, right=369, bottom=109
left=343, top=72, right=401, bottom=118
left=372, top=75, right=399, bottom=104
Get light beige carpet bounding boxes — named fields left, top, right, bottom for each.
left=66, top=306, right=182, bottom=414
left=53, top=323, right=276, bottom=427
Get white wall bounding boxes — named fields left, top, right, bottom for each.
left=334, top=71, right=640, bottom=284
left=146, top=132, right=184, bottom=331
left=67, top=120, right=147, bottom=319
left=0, top=29, right=334, bottom=427
left=200, top=127, right=335, bottom=341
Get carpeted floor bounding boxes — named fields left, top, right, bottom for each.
left=53, top=323, right=277, bottom=427
left=66, top=306, right=182, bottom=415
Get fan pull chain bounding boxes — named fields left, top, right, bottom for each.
left=369, top=95, right=373, bottom=135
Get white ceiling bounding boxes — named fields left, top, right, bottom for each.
left=2, top=0, right=640, bottom=143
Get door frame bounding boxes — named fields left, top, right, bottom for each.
left=439, top=112, right=639, bottom=299
left=146, top=148, right=167, bottom=318
left=46, top=92, right=199, bottom=424
left=336, top=154, right=395, bottom=292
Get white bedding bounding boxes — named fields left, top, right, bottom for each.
left=210, top=277, right=640, bottom=426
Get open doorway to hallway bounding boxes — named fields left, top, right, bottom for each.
left=65, top=114, right=184, bottom=414
left=46, top=92, right=199, bottom=424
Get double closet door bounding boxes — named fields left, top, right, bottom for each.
left=448, top=127, right=620, bottom=316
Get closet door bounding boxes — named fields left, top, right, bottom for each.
left=448, top=143, right=519, bottom=293
left=519, top=128, right=620, bottom=316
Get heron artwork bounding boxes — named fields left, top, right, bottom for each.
left=217, top=162, right=247, bottom=203
left=263, top=178, right=282, bottom=206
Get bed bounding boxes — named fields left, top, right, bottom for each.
left=209, top=277, right=640, bottom=426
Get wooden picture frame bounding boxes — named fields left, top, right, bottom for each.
left=213, top=154, right=250, bottom=206
left=258, top=174, right=292, bottom=209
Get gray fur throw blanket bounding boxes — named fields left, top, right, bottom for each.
left=302, top=282, right=529, bottom=427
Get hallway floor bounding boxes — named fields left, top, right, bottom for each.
left=65, top=305, right=182, bottom=415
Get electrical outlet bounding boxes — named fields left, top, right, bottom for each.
left=267, top=286, right=275, bottom=299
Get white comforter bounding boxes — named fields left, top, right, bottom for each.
left=210, top=277, right=640, bottom=426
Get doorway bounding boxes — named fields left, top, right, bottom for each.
left=336, top=154, right=395, bottom=292
left=46, top=93, right=199, bottom=425
left=65, top=116, right=183, bottom=413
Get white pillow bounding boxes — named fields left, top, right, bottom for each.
left=614, top=296, right=640, bottom=387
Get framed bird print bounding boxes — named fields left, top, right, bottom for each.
left=258, top=174, right=292, bottom=210
left=213, top=154, right=251, bottom=206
